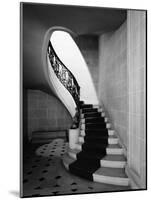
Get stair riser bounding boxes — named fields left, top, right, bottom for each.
left=98, top=108, right=103, bottom=112
left=81, top=113, right=103, bottom=118
left=80, top=105, right=93, bottom=109
left=100, top=160, right=126, bottom=168
left=78, top=136, right=118, bottom=145
left=83, top=108, right=103, bottom=112
left=81, top=123, right=111, bottom=130
left=68, top=151, right=77, bottom=160
left=75, top=144, right=124, bottom=155
left=93, top=174, right=129, bottom=186
left=80, top=130, right=114, bottom=137
left=106, top=148, right=124, bottom=155
left=93, top=105, right=100, bottom=109
left=81, top=119, right=105, bottom=124
left=81, top=109, right=98, bottom=114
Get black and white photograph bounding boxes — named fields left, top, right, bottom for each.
left=20, top=2, right=147, bottom=198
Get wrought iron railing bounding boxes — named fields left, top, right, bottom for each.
left=47, top=41, right=80, bottom=127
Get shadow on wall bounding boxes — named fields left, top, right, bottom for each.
left=50, top=30, right=99, bottom=105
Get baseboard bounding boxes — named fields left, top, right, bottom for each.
left=125, top=165, right=142, bottom=189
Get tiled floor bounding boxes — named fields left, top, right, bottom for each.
left=22, top=138, right=131, bottom=197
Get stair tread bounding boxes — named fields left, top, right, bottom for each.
left=94, top=167, right=128, bottom=178
left=84, top=135, right=117, bottom=139
left=68, top=148, right=81, bottom=154
left=86, top=122, right=106, bottom=125
left=102, top=154, right=126, bottom=161
left=84, top=112, right=99, bottom=115
left=85, top=116, right=104, bottom=119
left=107, top=144, right=122, bottom=149
left=85, top=129, right=108, bottom=132
left=62, top=153, right=75, bottom=165
left=82, top=108, right=98, bottom=111
left=84, top=112, right=101, bottom=116
left=77, top=142, right=123, bottom=151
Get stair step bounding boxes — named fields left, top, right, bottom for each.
left=81, top=123, right=111, bottom=130
left=93, top=167, right=129, bottom=186
left=81, top=108, right=98, bottom=113
left=68, top=148, right=81, bottom=159
left=80, top=129, right=114, bottom=137
left=78, top=135, right=118, bottom=145
left=75, top=143, right=124, bottom=155
left=62, top=153, right=75, bottom=170
left=80, top=104, right=93, bottom=109
left=82, top=117, right=105, bottom=123
left=68, top=147, right=103, bottom=161
left=93, top=105, right=100, bottom=109
left=97, top=108, right=104, bottom=112
left=81, top=112, right=102, bottom=118
left=80, top=100, right=84, bottom=105
left=101, top=155, right=126, bottom=168
left=81, top=123, right=106, bottom=130
left=107, top=144, right=124, bottom=155
left=68, top=148, right=126, bottom=168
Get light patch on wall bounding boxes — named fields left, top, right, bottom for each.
left=50, top=31, right=99, bottom=105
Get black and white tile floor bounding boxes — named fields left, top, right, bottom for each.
left=23, top=138, right=129, bottom=197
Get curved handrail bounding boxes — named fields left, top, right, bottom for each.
left=47, top=41, right=80, bottom=126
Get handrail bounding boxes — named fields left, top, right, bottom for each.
left=47, top=41, right=80, bottom=127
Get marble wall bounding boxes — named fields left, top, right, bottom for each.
left=98, top=11, right=146, bottom=188
left=127, top=10, right=146, bottom=188
left=98, top=22, right=128, bottom=147
left=23, top=89, right=72, bottom=140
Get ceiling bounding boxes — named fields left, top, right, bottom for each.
left=22, top=3, right=127, bottom=91
left=23, top=3, right=127, bottom=36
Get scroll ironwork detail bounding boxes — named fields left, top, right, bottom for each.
left=47, top=41, right=80, bottom=127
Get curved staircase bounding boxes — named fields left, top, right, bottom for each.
left=63, top=101, right=130, bottom=187
left=47, top=40, right=130, bottom=188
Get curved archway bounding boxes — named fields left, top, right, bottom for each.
left=42, top=26, right=78, bottom=94
left=50, top=30, right=99, bottom=105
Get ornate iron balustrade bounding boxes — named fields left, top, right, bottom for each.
left=47, top=41, right=80, bottom=127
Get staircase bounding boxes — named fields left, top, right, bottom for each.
left=47, top=41, right=130, bottom=187
left=63, top=101, right=130, bottom=187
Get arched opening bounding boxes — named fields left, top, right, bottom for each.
left=49, top=30, right=99, bottom=105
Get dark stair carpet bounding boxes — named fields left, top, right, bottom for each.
left=84, top=112, right=102, bottom=118
left=85, top=116, right=105, bottom=123
left=85, top=122, right=106, bottom=129
left=69, top=103, right=108, bottom=181
left=80, top=104, right=93, bottom=109
left=82, top=108, right=98, bottom=113
left=69, top=160, right=100, bottom=180
left=85, top=129, right=108, bottom=136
